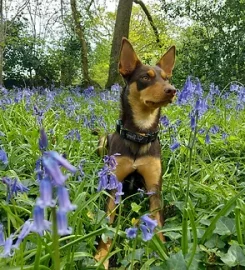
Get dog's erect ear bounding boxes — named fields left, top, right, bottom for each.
left=156, top=46, right=176, bottom=77
left=119, top=38, right=141, bottom=76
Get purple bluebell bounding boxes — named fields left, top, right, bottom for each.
left=125, top=227, right=138, bottom=239
left=107, top=174, right=119, bottom=190
left=103, top=154, right=118, bottom=171
left=56, top=210, right=72, bottom=236
left=210, top=125, right=219, bottom=134
left=190, top=115, right=196, bottom=131
left=0, top=149, right=8, bottom=165
left=2, top=177, right=29, bottom=202
left=97, top=168, right=108, bottom=191
left=11, top=178, right=29, bottom=196
left=57, top=186, right=77, bottom=212
left=36, top=177, right=55, bottom=208
left=195, top=98, right=208, bottom=118
left=1, top=235, right=13, bottom=257
left=170, top=141, right=180, bottom=151
left=139, top=214, right=157, bottom=241
left=141, top=214, right=158, bottom=232
left=160, top=115, right=170, bottom=127
left=222, top=133, right=228, bottom=141
left=140, top=224, right=154, bottom=241
left=31, top=205, right=51, bottom=235
left=42, top=156, right=67, bottom=185
left=45, top=151, right=77, bottom=173
left=13, top=220, right=33, bottom=249
left=39, top=128, right=48, bottom=151
left=0, top=224, right=5, bottom=246
left=205, top=134, right=211, bottom=144
left=115, top=182, right=124, bottom=204
left=198, top=128, right=206, bottom=134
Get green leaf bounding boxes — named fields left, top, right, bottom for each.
left=131, top=202, right=142, bottom=213
left=220, top=244, right=245, bottom=267
left=213, top=216, right=235, bottom=236
left=161, top=251, right=187, bottom=270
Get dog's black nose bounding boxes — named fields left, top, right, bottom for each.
left=165, top=88, right=176, bottom=95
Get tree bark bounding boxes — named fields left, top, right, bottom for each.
left=105, top=0, right=134, bottom=89
left=70, top=0, right=91, bottom=87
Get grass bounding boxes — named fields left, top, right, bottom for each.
left=0, top=80, right=245, bottom=269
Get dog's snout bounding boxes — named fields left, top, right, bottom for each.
left=165, top=88, right=176, bottom=95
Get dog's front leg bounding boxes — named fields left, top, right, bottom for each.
left=95, top=156, right=135, bottom=269
left=137, top=156, right=165, bottom=242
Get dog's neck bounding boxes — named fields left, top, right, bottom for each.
left=120, top=86, right=160, bottom=134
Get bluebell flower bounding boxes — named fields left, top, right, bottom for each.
left=46, top=151, right=77, bottom=173
left=140, top=224, right=154, bottom=241
left=11, top=178, right=29, bottom=196
left=31, top=205, right=51, bottom=235
left=36, top=177, right=55, bottom=208
left=160, top=115, right=169, bottom=127
left=0, top=149, right=8, bottom=165
left=115, top=182, right=124, bottom=204
left=170, top=141, right=180, bottom=151
left=195, top=98, right=208, bottom=118
left=42, top=156, right=67, bottom=185
left=103, top=154, right=118, bottom=171
left=140, top=214, right=157, bottom=241
left=198, top=128, right=206, bottom=134
left=13, top=220, right=33, bottom=249
left=205, top=134, right=211, bottom=144
left=125, top=227, right=138, bottom=239
left=141, top=214, right=158, bottom=232
left=39, top=128, right=48, bottom=151
left=222, top=133, right=228, bottom=141
left=1, top=235, right=14, bottom=257
left=57, top=186, right=77, bottom=212
left=2, top=177, right=29, bottom=202
left=210, top=125, right=219, bottom=134
left=56, top=210, right=72, bottom=236
left=0, top=224, right=5, bottom=246
left=190, top=115, right=196, bottom=131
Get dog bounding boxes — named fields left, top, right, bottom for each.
left=95, top=37, right=176, bottom=269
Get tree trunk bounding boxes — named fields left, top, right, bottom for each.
left=105, top=0, right=134, bottom=89
left=70, top=0, right=91, bottom=87
left=0, top=0, right=4, bottom=86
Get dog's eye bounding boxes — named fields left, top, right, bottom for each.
left=141, top=75, right=150, bottom=81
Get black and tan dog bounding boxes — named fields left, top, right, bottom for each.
left=95, top=38, right=176, bottom=269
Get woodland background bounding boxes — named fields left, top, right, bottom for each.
left=0, top=0, right=244, bottom=90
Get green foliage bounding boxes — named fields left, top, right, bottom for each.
left=162, top=0, right=245, bottom=88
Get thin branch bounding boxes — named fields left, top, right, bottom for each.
left=133, top=0, right=161, bottom=48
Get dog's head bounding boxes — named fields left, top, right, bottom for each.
left=119, top=38, right=176, bottom=109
